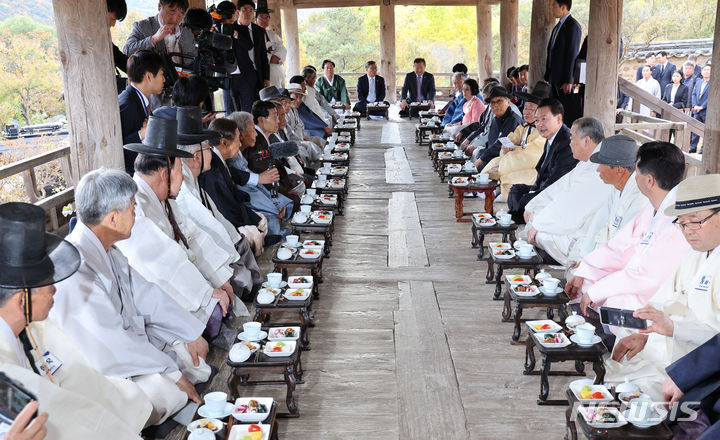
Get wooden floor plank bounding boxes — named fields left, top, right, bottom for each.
left=384, top=147, right=415, bottom=184
left=387, top=192, right=429, bottom=267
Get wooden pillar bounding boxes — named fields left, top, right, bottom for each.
left=187, top=0, right=206, bottom=9
left=282, top=5, right=300, bottom=81
left=702, top=0, right=720, bottom=174
left=268, top=1, right=282, bottom=35
left=527, top=0, right=554, bottom=86
left=52, top=0, right=123, bottom=181
left=500, top=0, right=519, bottom=87
left=584, top=0, right=623, bottom=137
left=476, top=1, right=493, bottom=79
left=380, top=1, right=396, bottom=101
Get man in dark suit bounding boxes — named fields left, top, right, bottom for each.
left=507, top=98, right=578, bottom=224
left=224, top=0, right=270, bottom=113
left=353, top=61, right=387, bottom=116
left=244, top=101, right=301, bottom=210
left=107, top=0, right=129, bottom=93
left=400, top=58, right=436, bottom=117
left=544, top=0, right=582, bottom=98
left=635, top=52, right=659, bottom=81
left=118, top=50, right=166, bottom=174
left=690, top=63, right=711, bottom=152
left=655, top=51, right=677, bottom=91
left=664, top=333, right=720, bottom=439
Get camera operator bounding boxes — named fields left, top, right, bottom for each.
left=123, top=0, right=196, bottom=64
left=222, top=0, right=270, bottom=113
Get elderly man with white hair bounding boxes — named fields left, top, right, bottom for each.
left=174, top=107, right=263, bottom=302
left=523, top=117, right=614, bottom=267
left=52, top=168, right=211, bottom=426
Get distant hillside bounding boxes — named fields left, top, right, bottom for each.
left=0, top=0, right=157, bottom=25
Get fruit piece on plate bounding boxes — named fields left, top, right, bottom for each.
left=592, top=391, right=605, bottom=399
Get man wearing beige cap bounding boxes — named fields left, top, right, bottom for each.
left=604, top=174, right=720, bottom=402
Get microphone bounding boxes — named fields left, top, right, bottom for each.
left=268, top=141, right=299, bottom=159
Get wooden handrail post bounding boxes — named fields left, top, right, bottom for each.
left=701, top=0, right=720, bottom=174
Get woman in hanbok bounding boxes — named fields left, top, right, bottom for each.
left=635, top=65, right=661, bottom=117
left=443, top=78, right=485, bottom=138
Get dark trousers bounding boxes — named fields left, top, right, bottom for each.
left=224, top=71, right=258, bottom=113
left=690, top=111, right=706, bottom=152
left=507, top=183, right=539, bottom=224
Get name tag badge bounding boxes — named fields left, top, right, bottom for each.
left=640, top=231, right=653, bottom=245
left=612, top=216, right=622, bottom=229
left=35, top=351, right=62, bottom=376
left=696, top=275, right=712, bottom=292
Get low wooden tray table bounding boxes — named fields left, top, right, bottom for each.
left=319, top=153, right=350, bottom=167
left=564, top=388, right=673, bottom=440
left=332, top=125, right=356, bottom=145
left=290, top=218, right=334, bottom=257
left=486, top=248, right=543, bottom=298
left=471, top=217, right=518, bottom=259
left=408, top=102, right=431, bottom=119
left=253, top=293, right=314, bottom=348
left=226, top=342, right=303, bottom=418
left=437, top=156, right=467, bottom=181
left=450, top=180, right=499, bottom=220
left=502, top=277, right=570, bottom=344
left=367, top=103, right=389, bottom=119
left=222, top=402, right=279, bottom=440
left=416, top=124, right=442, bottom=145
left=429, top=142, right=455, bottom=159
left=272, top=250, right=324, bottom=286
left=524, top=330, right=607, bottom=406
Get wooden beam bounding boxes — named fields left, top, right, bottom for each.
left=282, top=5, right=300, bottom=81
left=702, top=0, right=720, bottom=174
left=476, top=1, right=493, bottom=80
left=584, top=0, right=622, bottom=137
left=527, top=0, right=554, bottom=86
left=187, top=0, right=206, bottom=8
left=52, top=0, right=124, bottom=182
left=380, top=1, right=397, bottom=102
left=499, top=0, right=518, bottom=87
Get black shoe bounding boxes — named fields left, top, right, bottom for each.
left=264, top=234, right=282, bottom=247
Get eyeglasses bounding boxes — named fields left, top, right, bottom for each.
left=673, top=209, right=720, bottom=231
left=489, top=99, right=507, bottom=106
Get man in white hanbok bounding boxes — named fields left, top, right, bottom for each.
left=174, top=107, right=263, bottom=303
left=114, top=117, right=232, bottom=329
left=0, top=202, right=151, bottom=439
left=605, top=174, right=720, bottom=401
left=255, top=4, right=286, bottom=88
left=52, top=169, right=213, bottom=426
left=524, top=118, right=613, bottom=267
left=568, top=136, right=645, bottom=264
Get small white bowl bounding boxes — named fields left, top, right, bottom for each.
left=228, top=343, right=251, bottom=363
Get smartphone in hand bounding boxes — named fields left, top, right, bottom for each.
left=600, top=306, right=648, bottom=330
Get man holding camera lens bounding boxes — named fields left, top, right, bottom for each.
left=124, top=0, right=196, bottom=65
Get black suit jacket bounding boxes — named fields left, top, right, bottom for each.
left=401, top=72, right=436, bottom=103
left=662, top=83, right=688, bottom=109
left=197, top=151, right=260, bottom=228
left=232, top=23, right=270, bottom=87
left=667, top=333, right=720, bottom=422
left=355, top=74, right=386, bottom=113
left=118, top=84, right=149, bottom=174
left=544, top=14, right=582, bottom=90
left=530, top=124, right=577, bottom=193
left=655, top=62, right=677, bottom=90
left=244, top=130, right=294, bottom=196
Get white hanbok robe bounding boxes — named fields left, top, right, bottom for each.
left=116, top=175, right=226, bottom=323
left=304, top=88, right=333, bottom=126
left=264, top=29, right=286, bottom=88
left=178, top=164, right=262, bottom=306
left=51, top=221, right=210, bottom=425
left=0, top=319, right=150, bottom=439
left=569, top=174, right=646, bottom=263
left=634, top=77, right=662, bottom=116
left=525, top=149, right=613, bottom=267
left=604, top=247, right=720, bottom=401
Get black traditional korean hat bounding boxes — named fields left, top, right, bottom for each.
left=176, top=106, right=221, bottom=146
left=123, top=116, right=193, bottom=159
left=255, top=0, right=274, bottom=14
left=0, top=202, right=80, bottom=289
left=514, top=81, right=552, bottom=104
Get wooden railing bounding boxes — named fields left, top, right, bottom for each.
left=0, top=145, right=75, bottom=234
left=615, top=110, right=701, bottom=176
left=618, top=77, right=704, bottom=153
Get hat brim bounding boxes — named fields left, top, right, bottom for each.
left=123, top=143, right=193, bottom=158
left=589, top=151, right=637, bottom=167
left=664, top=202, right=720, bottom=218
left=177, top=130, right=222, bottom=145
left=0, top=233, right=80, bottom=289
left=513, top=90, right=542, bottom=104
left=256, top=8, right=274, bottom=13
left=288, top=89, right=306, bottom=96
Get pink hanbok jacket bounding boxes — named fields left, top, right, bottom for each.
left=462, top=96, right=485, bottom=125
left=575, top=191, right=690, bottom=311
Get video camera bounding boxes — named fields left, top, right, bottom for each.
left=169, top=8, right=235, bottom=92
